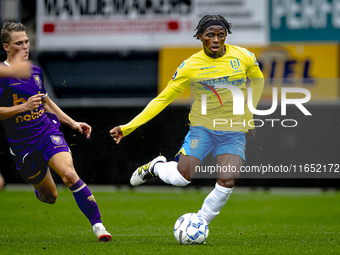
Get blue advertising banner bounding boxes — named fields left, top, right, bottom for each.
left=270, top=0, right=340, bottom=41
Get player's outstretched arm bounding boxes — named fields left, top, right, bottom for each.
left=42, top=95, right=92, bottom=138
left=245, top=65, right=264, bottom=134
left=109, top=86, right=182, bottom=142
left=110, top=126, right=123, bottom=144
left=0, top=93, right=44, bottom=120
left=0, top=52, right=31, bottom=78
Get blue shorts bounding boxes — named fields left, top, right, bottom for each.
left=175, top=126, right=246, bottom=162
left=12, top=131, right=70, bottom=185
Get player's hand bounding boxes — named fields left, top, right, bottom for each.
left=74, top=122, right=92, bottom=139
left=24, top=94, right=45, bottom=111
left=10, top=52, right=32, bottom=78
left=110, top=126, right=123, bottom=144
left=246, top=129, right=256, bottom=138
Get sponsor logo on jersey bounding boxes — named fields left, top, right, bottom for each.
left=197, top=76, right=246, bottom=107
left=232, top=69, right=243, bottom=74
left=13, top=94, right=45, bottom=123
left=51, top=135, right=63, bottom=145
left=201, top=76, right=245, bottom=87
left=201, top=65, right=216, bottom=70
left=15, top=108, right=45, bottom=123
left=199, top=82, right=223, bottom=106
left=13, top=94, right=27, bottom=106
left=230, top=59, right=240, bottom=70
left=33, top=75, right=42, bottom=89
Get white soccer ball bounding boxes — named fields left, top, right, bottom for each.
left=173, top=213, right=209, bottom=245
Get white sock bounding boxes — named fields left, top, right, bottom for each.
left=154, top=161, right=190, bottom=186
left=197, top=183, right=233, bottom=224
left=93, top=222, right=105, bottom=232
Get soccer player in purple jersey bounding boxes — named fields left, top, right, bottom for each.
left=0, top=22, right=111, bottom=242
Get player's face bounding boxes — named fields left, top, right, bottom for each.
left=4, top=31, right=30, bottom=61
left=200, top=26, right=226, bottom=59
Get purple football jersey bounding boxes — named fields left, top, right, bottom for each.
left=0, top=63, right=59, bottom=158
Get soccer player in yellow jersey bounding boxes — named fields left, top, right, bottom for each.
left=110, top=15, right=264, bottom=225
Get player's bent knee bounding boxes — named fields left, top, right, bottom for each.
left=61, top=167, right=79, bottom=187
left=45, top=198, right=57, bottom=204
left=42, top=192, right=58, bottom=204
left=217, top=178, right=235, bottom=188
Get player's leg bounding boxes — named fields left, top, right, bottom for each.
left=130, top=155, right=168, bottom=186
left=215, top=153, right=242, bottom=188
left=197, top=131, right=245, bottom=224
left=48, top=151, right=111, bottom=242
left=130, top=153, right=194, bottom=187
left=163, top=126, right=214, bottom=184
left=130, top=126, right=212, bottom=186
left=13, top=150, right=58, bottom=203
left=197, top=154, right=242, bottom=224
left=33, top=168, right=58, bottom=204
left=154, top=153, right=199, bottom=186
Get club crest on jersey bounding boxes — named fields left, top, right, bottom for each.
left=230, top=59, right=240, bottom=70
left=50, top=135, right=63, bottom=145
left=33, top=75, right=42, bottom=89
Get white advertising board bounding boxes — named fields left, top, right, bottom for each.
left=37, top=0, right=268, bottom=50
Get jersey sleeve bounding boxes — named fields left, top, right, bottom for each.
left=241, top=49, right=259, bottom=76
left=243, top=49, right=264, bottom=129
left=39, top=68, right=47, bottom=97
left=167, top=61, right=191, bottom=93
left=120, top=86, right=182, bottom=136
left=120, top=61, right=191, bottom=137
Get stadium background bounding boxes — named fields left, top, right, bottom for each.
left=0, top=0, right=339, bottom=188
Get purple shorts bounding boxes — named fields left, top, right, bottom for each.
left=14, top=131, right=70, bottom=184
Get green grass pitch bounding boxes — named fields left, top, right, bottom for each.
left=0, top=186, right=339, bottom=255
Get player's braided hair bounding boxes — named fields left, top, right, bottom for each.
left=193, top=15, right=232, bottom=40
left=1, top=22, right=27, bottom=45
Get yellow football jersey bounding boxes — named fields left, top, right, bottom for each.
left=167, top=44, right=264, bottom=132
left=121, top=44, right=264, bottom=136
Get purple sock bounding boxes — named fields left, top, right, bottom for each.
left=69, top=179, right=102, bottom=226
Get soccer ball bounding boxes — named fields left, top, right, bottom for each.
left=173, top=213, right=209, bottom=245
